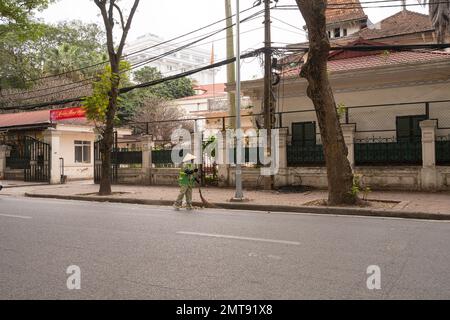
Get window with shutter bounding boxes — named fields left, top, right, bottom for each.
left=292, top=122, right=316, bottom=146
left=396, top=115, right=426, bottom=143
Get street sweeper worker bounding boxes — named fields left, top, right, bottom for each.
left=173, top=153, right=199, bottom=210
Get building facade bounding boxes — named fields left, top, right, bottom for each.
left=323, top=0, right=370, bottom=40
left=296, top=1, right=449, bottom=47
left=171, top=83, right=254, bottom=136
left=233, top=40, right=450, bottom=191
left=124, top=33, right=217, bottom=85
left=0, top=109, right=131, bottom=184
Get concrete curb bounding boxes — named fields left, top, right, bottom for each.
left=24, top=192, right=450, bottom=221
left=2, top=183, right=47, bottom=189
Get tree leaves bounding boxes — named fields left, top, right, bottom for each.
left=0, top=17, right=107, bottom=89
left=132, top=66, right=195, bottom=100
left=83, top=60, right=131, bottom=124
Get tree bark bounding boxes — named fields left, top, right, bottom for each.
left=295, top=0, right=356, bottom=205
left=428, top=0, right=450, bottom=44
left=99, top=57, right=120, bottom=195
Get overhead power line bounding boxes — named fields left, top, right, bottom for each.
left=4, top=42, right=450, bottom=111
left=274, top=1, right=450, bottom=10
left=4, top=9, right=265, bottom=102
left=13, top=3, right=264, bottom=86
left=271, top=15, right=306, bottom=33
left=126, top=9, right=265, bottom=71
left=279, top=43, right=450, bottom=52
left=6, top=40, right=450, bottom=105
left=0, top=48, right=265, bottom=111
left=272, top=25, right=306, bottom=36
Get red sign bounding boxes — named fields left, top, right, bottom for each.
left=50, top=107, right=86, bottom=121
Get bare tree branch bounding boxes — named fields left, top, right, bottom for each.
left=117, top=0, right=140, bottom=58
left=113, top=3, right=125, bottom=30
left=94, top=0, right=116, bottom=60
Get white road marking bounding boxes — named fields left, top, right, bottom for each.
left=177, top=231, right=300, bottom=246
left=0, top=213, right=32, bottom=219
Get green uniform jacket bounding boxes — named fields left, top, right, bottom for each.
left=178, top=164, right=196, bottom=187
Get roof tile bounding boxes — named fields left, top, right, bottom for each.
left=326, top=0, right=367, bottom=25
left=358, top=10, right=433, bottom=39
left=179, top=83, right=227, bottom=101
left=282, top=50, right=450, bottom=77
left=0, top=110, right=50, bottom=128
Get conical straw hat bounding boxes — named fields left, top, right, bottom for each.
left=182, top=153, right=196, bottom=163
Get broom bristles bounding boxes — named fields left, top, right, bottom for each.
left=198, top=188, right=218, bottom=208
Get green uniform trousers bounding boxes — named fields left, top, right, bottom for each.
left=174, top=185, right=193, bottom=208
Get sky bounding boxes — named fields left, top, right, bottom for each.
left=36, top=0, right=428, bottom=82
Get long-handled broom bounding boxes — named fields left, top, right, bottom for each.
left=196, top=174, right=218, bottom=208
left=198, top=185, right=218, bottom=208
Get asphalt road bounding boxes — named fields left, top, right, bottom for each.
left=0, top=196, right=449, bottom=300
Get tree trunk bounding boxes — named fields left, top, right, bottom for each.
left=99, top=58, right=120, bottom=196
left=296, top=0, right=356, bottom=205
left=99, top=126, right=113, bottom=195
left=429, top=0, right=450, bottom=44
left=95, top=0, right=140, bottom=196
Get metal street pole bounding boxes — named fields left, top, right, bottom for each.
left=263, top=0, right=274, bottom=190
left=234, top=0, right=243, bottom=200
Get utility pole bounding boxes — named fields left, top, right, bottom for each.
left=263, top=0, right=274, bottom=190
left=225, top=0, right=236, bottom=129
left=233, top=0, right=244, bottom=200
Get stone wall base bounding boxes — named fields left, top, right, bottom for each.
left=4, top=169, right=25, bottom=181
left=222, top=166, right=450, bottom=191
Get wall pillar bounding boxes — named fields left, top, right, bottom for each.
left=0, top=145, right=11, bottom=180
left=218, top=130, right=230, bottom=187
left=274, top=127, right=288, bottom=187
left=341, top=124, right=356, bottom=169
left=141, top=135, right=153, bottom=185
left=43, top=129, right=62, bottom=184
left=420, top=120, right=438, bottom=190
left=191, top=132, right=202, bottom=165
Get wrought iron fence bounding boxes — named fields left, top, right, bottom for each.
left=94, top=137, right=118, bottom=184
left=287, top=144, right=325, bottom=166
left=151, top=149, right=186, bottom=167
left=436, top=136, right=450, bottom=165
left=276, top=100, right=450, bottom=132
left=122, top=99, right=450, bottom=168
left=228, top=147, right=263, bottom=166
left=355, top=137, right=422, bottom=166
left=3, top=136, right=51, bottom=182
left=125, top=100, right=450, bottom=136
left=5, top=145, right=28, bottom=169
left=113, top=150, right=142, bottom=167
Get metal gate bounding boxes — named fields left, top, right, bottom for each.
left=94, top=133, right=118, bottom=184
left=5, top=136, right=51, bottom=182
left=24, top=136, right=51, bottom=182
left=200, top=135, right=218, bottom=186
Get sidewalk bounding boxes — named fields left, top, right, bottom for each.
left=5, top=181, right=450, bottom=220
left=0, top=180, right=48, bottom=188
